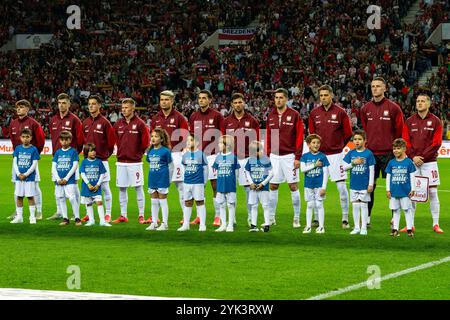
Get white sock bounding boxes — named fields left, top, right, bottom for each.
left=98, top=204, right=105, bottom=224
left=197, top=204, right=206, bottom=228
left=352, top=202, right=361, bottom=231
left=227, top=202, right=236, bottom=228
left=291, top=190, right=301, bottom=220
left=102, top=182, right=112, bottom=215
left=14, top=194, right=18, bottom=214
left=68, top=195, right=80, bottom=219
left=269, top=189, right=279, bottom=219
left=55, top=197, right=61, bottom=215
left=119, top=187, right=128, bottom=217
left=360, top=202, right=369, bottom=230
left=58, top=198, right=68, bottom=219
left=262, top=203, right=270, bottom=226
left=430, top=188, right=440, bottom=226
left=29, top=205, right=36, bottom=219
left=316, top=200, right=325, bottom=228
left=219, top=202, right=227, bottom=226
left=16, top=206, right=23, bottom=219
left=151, top=198, right=160, bottom=223
left=251, top=204, right=258, bottom=226
left=35, top=184, right=42, bottom=213
left=183, top=206, right=193, bottom=227
left=86, top=205, right=94, bottom=222
left=160, top=198, right=169, bottom=225
left=213, top=196, right=220, bottom=218
left=411, top=201, right=416, bottom=227
left=337, top=181, right=349, bottom=221
left=393, top=209, right=401, bottom=230
left=176, top=182, right=185, bottom=214
left=405, top=208, right=413, bottom=230
left=135, top=186, right=145, bottom=217
left=245, top=187, right=252, bottom=220
left=306, top=201, right=314, bottom=228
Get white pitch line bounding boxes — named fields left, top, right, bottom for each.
left=0, top=288, right=210, bottom=300
left=307, top=255, right=450, bottom=300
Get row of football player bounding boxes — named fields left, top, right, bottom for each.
left=11, top=126, right=432, bottom=236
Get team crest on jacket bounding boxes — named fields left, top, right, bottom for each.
left=427, top=121, right=432, bottom=126
left=287, top=116, right=292, bottom=121
left=331, top=114, right=337, bottom=120
left=383, top=110, right=389, bottom=116
left=97, top=124, right=102, bottom=129
left=245, top=121, right=250, bottom=127
left=209, top=118, right=214, bottom=124
left=170, top=118, right=175, bottom=124
left=66, top=121, right=70, bottom=126
left=132, top=124, right=137, bottom=129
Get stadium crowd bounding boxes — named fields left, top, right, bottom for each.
left=0, top=0, right=449, bottom=139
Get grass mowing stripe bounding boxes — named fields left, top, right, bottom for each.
left=0, top=288, right=208, bottom=300
left=306, top=255, right=450, bottom=300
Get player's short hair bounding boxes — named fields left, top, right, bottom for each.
left=15, top=99, right=31, bottom=109
left=151, top=127, right=171, bottom=149
left=59, top=130, right=72, bottom=140
left=20, top=128, right=32, bottom=136
left=372, top=77, right=386, bottom=85
left=231, top=92, right=244, bottom=101
left=392, top=138, right=407, bottom=149
left=416, top=92, right=431, bottom=102
left=306, top=134, right=322, bottom=144
left=318, top=85, right=333, bottom=94
left=274, top=88, right=289, bottom=97
left=352, top=129, right=366, bottom=140
left=160, top=90, right=175, bottom=98
left=198, top=89, right=213, bottom=99
left=88, top=94, right=103, bottom=104
left=83, top=143, right=96, bottom=158
left=121, top=98, right=136, bottom=106
left=220, top=135, right=234, bottom=151
left=57, top=93, right=71, bottom=101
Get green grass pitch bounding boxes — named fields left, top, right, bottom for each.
left=0, top=155, right=449, bottom=300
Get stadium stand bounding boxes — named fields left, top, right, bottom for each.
left=0, top=0, right=448, bottom=138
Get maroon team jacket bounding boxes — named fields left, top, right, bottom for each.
left=402, top=112, right=442, bottom=163
left=189, top=107, right=225, bottom=156
left=113, top=115, right=150, bottom=163
left=49, top=112, right=85, bottom=154
left=224, top=112, right=260, bottom=159
left=83, top=114, right=116, bottom=161
left=151, top=108, right=189, bottom=152
left=9, top=115, right=46, bottom=154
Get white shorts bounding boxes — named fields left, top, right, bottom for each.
left=389, top=197, right=413, bottom=210
left=238, top=158, right=251, bottom=186
left=102, top=161, right=111, bottom=182
left=183, top=183, right=205, bottom=201
left=81, top=195, right=103, bottom=205
left=304, top=187, right=325, bottom=202
left=350, top=189, right=371, bottom=202
left=207, top=154, right=218, bottom=180
left=248, top=190, right=269, bottom=206
left=216, top=192, right=236, bottom=204
left=171, top=152, right=184, bottom=182
left=326, top=152, right=347, bottom=182
left=270, top=153, right=299, bottom=184
left=414, top=162, right=440, bottom=186
left=116, top=162, right=144, bottom=187
left=55, top=184, right=79, bottom=200
left=14, top=181, right=37, bottom=197
left=148, top=188, right=169, bottom=195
